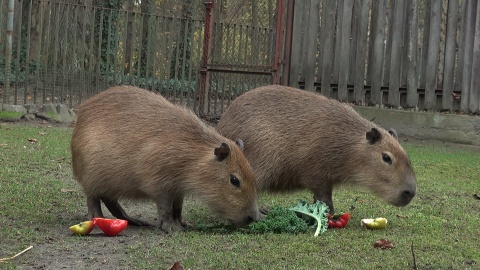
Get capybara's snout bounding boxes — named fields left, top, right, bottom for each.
left=230, top=208, right=262, bottom=227
left=396, top=185, right=416, bottom=207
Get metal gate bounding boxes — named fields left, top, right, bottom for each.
left=198, top=0, right=286, bottom=118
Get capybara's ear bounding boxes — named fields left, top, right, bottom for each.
left=388, top=128, right=398, bottom=140
left=235, top=139, right=244, bottom=151
left=214, top=143, right=231, bottom=161
left=366, top=128, right=382, bottom=144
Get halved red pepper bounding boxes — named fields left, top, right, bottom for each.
left=93, top=218, right=128, bottom=236
left=327, top=213, right=350, bottom=229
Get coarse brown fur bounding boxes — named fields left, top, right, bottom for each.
left=71, top=85, right=260, bottom=232
left=216, top=85, right=417, bottom=214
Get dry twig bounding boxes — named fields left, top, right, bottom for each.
left=0, top=246, right=33, bottom=263
left=411, top=241, right=417, bottom=270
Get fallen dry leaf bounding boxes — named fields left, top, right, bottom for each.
left=373, top=239, right=395, bottom=249
left=38, top=131, right=48, bottom=136
left=396, top=214, right=409, bottom=219
left=27, top=138, right=38, bottom=143
left=0, top=143, right=7, bottom=147
left=474, top=194, right=480, bottom=200
left=168, top=261, right=185, bottom=270
left=60, top=188, right=75, bottom=193
left=452, top=92, right=461, bottom=101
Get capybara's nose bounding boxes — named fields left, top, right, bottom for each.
left=402, top=189, right=415, bottom=201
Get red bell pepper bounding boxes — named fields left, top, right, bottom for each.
left=327, top=213, right=350, bottom=229
left=93, top=218, right=128, bottom=236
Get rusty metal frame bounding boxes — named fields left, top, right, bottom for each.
left=198, top=0, right=287, bottom=117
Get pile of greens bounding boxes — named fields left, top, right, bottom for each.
left=248, top=200, right=329, bottom=236
left=196, top=201, right=329, bottom=236
left=248, top=205, right=309, bottom=234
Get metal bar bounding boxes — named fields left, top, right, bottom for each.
left=199, top=0, right=215, bottom=117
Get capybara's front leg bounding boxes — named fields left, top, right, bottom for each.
left=156, top=197, right=184, bottom=233
left=172, top=196, right=191, bottom=228
left=87, top=196, right=104, bottom=219
left=313, top=188, right=334, bottom=215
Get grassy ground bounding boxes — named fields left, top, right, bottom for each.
left=0, top=122, right=479, bottom=269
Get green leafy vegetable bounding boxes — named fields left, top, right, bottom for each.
left=248, top=205, right=308, bottom=234
left=289, top=200, right=329, bottom=237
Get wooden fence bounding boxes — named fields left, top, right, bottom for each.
left=1, top=0, right=480, bottom=116
left=287, top=0, right=480, bottom=114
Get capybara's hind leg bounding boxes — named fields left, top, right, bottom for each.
left=101, top=198, right=150, bottom=226
left=87, top=196, right=104, bottom=219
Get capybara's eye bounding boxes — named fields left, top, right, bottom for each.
left=382, top=153, right=392, bottom=165
left=230, top=175, right=241, bottom=188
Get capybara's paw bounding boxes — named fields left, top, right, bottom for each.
left=159, top=220, right=184, bottom=233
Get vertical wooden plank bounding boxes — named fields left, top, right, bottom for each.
left=316, top=0, right=324, bottom=85
left=406, top=0, right=418, bottom=108
left=383, top=0, right=395, bottom=88
left=442, top=0, right=459, bottom=111
left=388, top=0, right=406, bottom=107
left=338, top=0, right=353, bottom=102
left=400, top=1, right=410, bottom=88
left=304, top=0, right=319, bottom=91
left=419, top=1, right=431, bottom=89
left=354, top=0, right=371, bottom=104
left=469, top=2, right=480, bottom=113
left=332, top=0, right=344, bottom=83
left=289, top=0, right=305, bottom=88
left=366, top=0, right=379, bottom=85
left=320, top=0, right=337, bottom=97
left=348, top=0, right=359, bottom=86
left=424, top=0, right=441, bottom=110
left=370, top=0, right=386, bottom=105
left=455, top=1, right=468, bottom=99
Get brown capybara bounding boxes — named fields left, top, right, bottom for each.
left=71, top=85, right=260, bottom=232
left=216, top=85, right=417, bottom=214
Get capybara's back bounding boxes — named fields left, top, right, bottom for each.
left=71, top=85, right=260, bottom=232
left=216, top=85, right=416, bottom=214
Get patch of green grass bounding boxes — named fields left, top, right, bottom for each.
left=0, top=111, right=24, bottom=120
left=0, top=124, right=479, bottom=269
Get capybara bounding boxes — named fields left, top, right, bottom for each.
left=216, top=85, right=417, bottom=214
left=71, top=85, right=260, bottom=232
